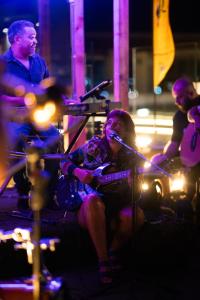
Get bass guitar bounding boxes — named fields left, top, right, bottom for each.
left=56, top=163, right=131, bottom=211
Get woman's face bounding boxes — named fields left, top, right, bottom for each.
left=105, top=116, right=126, bottom=143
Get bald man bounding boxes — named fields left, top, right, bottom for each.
left=154, top=77, right=200, bottom=163
left=152, top=77, right=200, bottom=220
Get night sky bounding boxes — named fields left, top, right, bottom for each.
left=0, top=0, right=200, bottom=38
left=0, top=0, right=199, bottom=85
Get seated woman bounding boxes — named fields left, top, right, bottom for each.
left=61, top=109, right=144, bottom=284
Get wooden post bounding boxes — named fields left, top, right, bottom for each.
left=69, top=0, right=85, bottom=100
left=113, top=0, right=129, bottom=110
left=64, top=0, right=86, bottom=152
left=37, top=0, right=51, bottom=70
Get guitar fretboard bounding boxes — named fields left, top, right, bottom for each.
left=97, top=170, right=130, bottom=185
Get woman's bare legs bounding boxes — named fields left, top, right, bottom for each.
left=78, top=193, right=108, bottom=261
left=110, top=206, right=144, bottom=250
left=77, top=194, right=112, bottom=283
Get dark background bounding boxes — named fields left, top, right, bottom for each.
left=0, top=0, right=199, bottom=86
left=0, top=0, right=199, bottom=37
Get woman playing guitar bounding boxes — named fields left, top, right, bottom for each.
left=60, top=109, right=144, bottom=284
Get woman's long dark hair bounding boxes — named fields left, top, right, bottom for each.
left=103, top=109, right=136, bottom=148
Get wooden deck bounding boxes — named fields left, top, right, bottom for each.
left=0, top=187, right=200, bottom=299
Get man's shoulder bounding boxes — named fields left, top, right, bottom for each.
left=0, top=49, right=12, bottom=62
left=0, top=53, right=6, bottom=60
left=173, top=110, right=188, bottom=132
left=31, top=53, right=46, bottom=63
left=31, top=53, right=49, bottom=79
left=173, top=110, right=187, bottom=120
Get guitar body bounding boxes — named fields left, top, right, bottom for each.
left=56, top=163, right=131, bottom=211
left=56, top=175, right=84, bottom=211
left=93, top=163, right=130, bottom=194
left=180, top=123, right=200, bottom=167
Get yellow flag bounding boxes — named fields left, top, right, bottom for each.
left=153, top=0, right=175, bottom=88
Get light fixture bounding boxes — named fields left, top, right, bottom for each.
left=2, top=28, right=8, bottom=34
left=141, top=182, right=149, bottom=191
left=24, top=79, right=64, bottom=130
left=136, top=136, right=152, bottom=148
left=169, top=172, right=186, bottom=193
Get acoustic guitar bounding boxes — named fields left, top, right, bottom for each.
left=180, top=123, right=200, bottom=167
left=56, top=163, right=131, bottom=211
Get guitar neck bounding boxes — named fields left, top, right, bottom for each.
left=97, top=170, right=130, bottom=186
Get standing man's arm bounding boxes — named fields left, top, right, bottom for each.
left=163, top=112, right=184, bottom=159
left=163, top=141, right=180, bottom=159
left=151, top=112, right=186, bottom=165
left=0, top=95, right=24, bottom=106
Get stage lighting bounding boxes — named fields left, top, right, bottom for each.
left=169, top=171, right=186, bottom=193
left=24, top=80, right=64, bottom=129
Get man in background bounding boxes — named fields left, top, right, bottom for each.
left=0, top=20, right=60, bottom=210
left=152, top=77, right=200, bottom=219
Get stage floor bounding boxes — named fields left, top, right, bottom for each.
left=0, top=188, right=200, bottom=299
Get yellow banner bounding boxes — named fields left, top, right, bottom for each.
left=153, top=0, right=175, bottom=88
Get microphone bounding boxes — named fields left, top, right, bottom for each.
left=80, top=80, right=112, bottom=102
left=109, top=131, right=123, bottom=143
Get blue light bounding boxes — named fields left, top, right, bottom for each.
left=100, top=90, right=109, bottom=98
left=154, top=86, right=162, bottom=95
left=2, top=28, right=8, bottom=34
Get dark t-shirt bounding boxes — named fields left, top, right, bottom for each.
left=171, top=110, right=189, bottom=144
left=1, top=48, right=49, bottom=89
left=0, top=48, right=59, bottom=147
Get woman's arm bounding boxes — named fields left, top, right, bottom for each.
left=61, top=147, right=93, bottom=184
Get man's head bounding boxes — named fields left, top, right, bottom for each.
left=8, top=20, right=37, bottom=57
left=172, top=77, right=199, bottom=112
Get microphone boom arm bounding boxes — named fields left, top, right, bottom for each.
left=110, top=134, right=172, bottom=178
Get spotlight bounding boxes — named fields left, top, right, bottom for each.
left=24, top=79, right=64, bottom=129
left=169, top=172, right=186, bottom=193
left=2, top=28, right=8, bottom=34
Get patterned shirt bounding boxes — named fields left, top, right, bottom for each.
left=59, top=136, right=139, bottom=211
left=61, top=135, right=137, bottom=175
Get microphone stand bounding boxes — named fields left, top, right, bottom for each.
left=110, top=135, right=172, bottom=236
left=5, top=138, right=63, bottom=300
left=26, top=145, right=49, bottom=300
left=79, top=80, right=112, bottom=102
left=111, top=134, right=171, bottom=177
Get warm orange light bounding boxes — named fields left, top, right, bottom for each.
left=169, top=172, right=186, bottom=192
left=44, top=101, right=56, bottom=116
left=141, top=182, right=149, bottom=191
left=31, top=101, right=57, bottom=129
left=40, top=77, right=56, bottom=89
left=24, top=92, right=37, bottom=107
left=15, top=85, right=26, bottom=97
